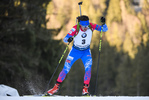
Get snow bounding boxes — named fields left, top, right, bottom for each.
left=0, top=96, right=149, bottom=100
left=0, top=84, right=19, bottom=96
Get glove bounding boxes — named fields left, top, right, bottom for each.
left=100, top=17, right=108, bottom=32
left=67, top=37, right=73, bottom=43
left=102, top=24, right=108, bottom=32
left=99, top=24, right=108, bottom=32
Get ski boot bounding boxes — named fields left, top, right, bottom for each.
left=82, top=84, right=90, bottom=96
left=45, top=83, right=60, bottom=96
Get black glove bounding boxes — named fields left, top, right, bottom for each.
left=67, top=37, right=73, bottom=43
left=101, top=17, right=106, bottom=25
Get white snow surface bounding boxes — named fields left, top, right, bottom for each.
left=0, top=96, right=149, bottom=100
left=0, top=84, right=19, bottom=96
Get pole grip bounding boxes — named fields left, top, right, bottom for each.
left=78, top=2, right=83, bottom=5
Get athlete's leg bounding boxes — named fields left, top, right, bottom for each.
left=47, top=48, right=82, bottom=95
left=57, top=47, right=81, bottom=83
left=81, top=49, right=92, bottom=85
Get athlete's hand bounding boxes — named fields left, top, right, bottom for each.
left=100, top=17, right=108, bottom=32
left=98, top=24, right=108, bottom=32
left=102, top=24, right=108, bottom=32
left=67, top=37, right=73, bottom=43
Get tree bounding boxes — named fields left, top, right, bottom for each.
left=0, top=0, right=65, bottom=95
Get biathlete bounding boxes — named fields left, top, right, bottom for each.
left=46, top=15, right=108, bottom=96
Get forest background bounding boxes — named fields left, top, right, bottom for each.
left=0, top=0, right=149, bottom=96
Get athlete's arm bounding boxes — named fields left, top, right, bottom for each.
left=63, top=25, right=77, bottom=43
left=90, top=23, right=108, bottom=32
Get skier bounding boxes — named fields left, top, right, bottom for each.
left=46, top=15, right=108, bottom=96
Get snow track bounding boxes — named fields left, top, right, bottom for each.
left=0, top=96, right=149, bottom=100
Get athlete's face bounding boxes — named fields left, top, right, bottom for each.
left=81, top=25, right=88, bottom=31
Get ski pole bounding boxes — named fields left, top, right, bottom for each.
left=76, top=2, right=83, bottom=24
left=78, top=2, right=83, bottom=16
left=94, top=17, right=105, bottom=95
left=43, top=42, right=70, bottom=93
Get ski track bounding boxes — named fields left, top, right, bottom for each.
left=0, top=96, right=149, bottom=100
